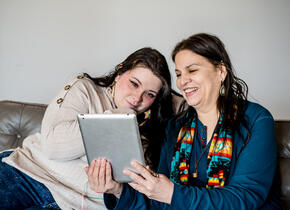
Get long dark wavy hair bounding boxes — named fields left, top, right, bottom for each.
left=172, top=33, right=250, bottom=145
left=84, top=47, right=174, bottom=170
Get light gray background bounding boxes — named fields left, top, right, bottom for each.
left=1, top=0, right=289, bottom=120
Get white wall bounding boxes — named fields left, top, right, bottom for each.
left=1, top=0, right=289, bottom=120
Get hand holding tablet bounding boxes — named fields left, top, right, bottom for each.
left=78, top=113, right=145, bottom=182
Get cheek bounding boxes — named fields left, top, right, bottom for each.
left=114, top=85, right=128, bottom=106
left=116, top=82, right=130, bottom=96
left=176, top=78, right=182, bottom=90
left=118, top=80, right=128, bottom=91
left=141, top=98, right=155, bottom=110
left=144, top=98, right=154, bottom=107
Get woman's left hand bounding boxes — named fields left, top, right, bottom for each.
left=123, top=161, right=174, bottom=204
left=85, top=159, right=122, bottom=198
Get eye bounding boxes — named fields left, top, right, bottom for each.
left=189, top=69, right=197, bottom=73
left=146, top=92, right=156, bottom=99
left=175, top=73, right=181, bottom=78
left=130, top=80, right=138, bottom=88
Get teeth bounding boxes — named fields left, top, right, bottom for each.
left=184, top=87, right=198, bottom=93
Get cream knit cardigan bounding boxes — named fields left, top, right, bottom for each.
left=3, top=76, right=114, bottom=209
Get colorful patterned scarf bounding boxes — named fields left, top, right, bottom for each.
left=170, top=111, right=233, bottom=188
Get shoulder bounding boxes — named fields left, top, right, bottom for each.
left=60, top=75, right=105, bottom=97
left=244, top=101, right=274, bottom=128
left=66, top=75, right=98, bottom=91
left=50, top=75, right=105, bottom=107
left=235, top=101, right=275, bottom=142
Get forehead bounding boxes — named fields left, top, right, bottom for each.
left=175, top=50, right=211, bottom=69
left=121, top=67, right=162, bottom=91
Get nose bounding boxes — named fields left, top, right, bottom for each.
left=179, top=73, right=191, bottom=87
left=132, top=91, right=143, bottom=105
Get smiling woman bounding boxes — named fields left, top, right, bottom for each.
left=98, top=33, right=281, bottom=210
left=174, top=50, right=226, bottom=112
left=0, top=47, right=182, bottom=209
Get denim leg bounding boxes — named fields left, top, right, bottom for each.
left=0, top=151, right=61, bottom=209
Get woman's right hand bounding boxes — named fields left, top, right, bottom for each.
left=85, top=158, right=123, bottom=198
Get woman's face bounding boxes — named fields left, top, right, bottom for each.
left=113, top=66, right=162, bottom=114
left=175, top=50, right=226, bottom=112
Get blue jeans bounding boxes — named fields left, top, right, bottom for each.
left=0, top=151, right=61, bottom=209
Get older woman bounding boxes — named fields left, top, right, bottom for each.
left=88, top=33, right=281, bottom=209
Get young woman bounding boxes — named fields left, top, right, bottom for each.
left=87, top=34, right=281, bottom=209
left=0, top=47, right=182, bottom=209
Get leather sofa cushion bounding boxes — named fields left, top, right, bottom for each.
left=0, top=101, right=47, bottom=151
left=275, top=121, right=290, bottom=209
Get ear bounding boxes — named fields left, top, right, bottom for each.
left=218, top=63, right=227, bottom=82
left=115, top=74, right=121, bottom=82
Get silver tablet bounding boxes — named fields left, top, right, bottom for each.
left=77, top=113, right=145, bottom=183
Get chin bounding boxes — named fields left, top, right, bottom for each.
left=186, top=100, right=199, bottom=107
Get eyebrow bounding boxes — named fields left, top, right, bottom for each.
left=186, top=63, right=200, bottom=68
left=132, top=77, right=159, bottom=94
left=175, top=63, right=201, bottom=72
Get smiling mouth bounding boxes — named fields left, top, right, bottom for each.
left=183, top=87, right=198, bottom=95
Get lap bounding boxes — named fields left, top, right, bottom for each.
left=0, top=151, right=60, bottom=209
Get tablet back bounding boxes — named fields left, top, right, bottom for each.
left=77, top=113, right=145, bottom=182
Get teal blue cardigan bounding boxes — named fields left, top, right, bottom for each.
left=104, top=101, right=281, bottom=209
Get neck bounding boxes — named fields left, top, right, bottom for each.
left=196, top=106, right=220, bottom=144
left=196, top=106, right=219, bottom=126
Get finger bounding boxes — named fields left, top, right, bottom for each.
left=123, top=168, right=146, bottom=186
left=90, top=159, right=100, bottom=179
left=84, top=166, right=89, bottom=174
left=131, top=161, right=156, bottom=182
left=105, top=161, right=113, bottom=183
left=145, top=165, right=155, bottom=175
left=98, top=158, right=106, bottom=187
left=87, top=159, right=97, bottom=177
left=87, top=160, right=98, bottom=190
left=128, top=182, right=150, bottom=197
left=145, top=165, right=158, bottom=179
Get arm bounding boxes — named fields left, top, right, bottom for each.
left=39, top=78, right=106, bottom=160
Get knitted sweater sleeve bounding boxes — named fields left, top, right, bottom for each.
left=38, top=77, right=105, bottom=161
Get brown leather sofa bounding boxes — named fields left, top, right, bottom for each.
left=0, top=100, right=289, bottom=209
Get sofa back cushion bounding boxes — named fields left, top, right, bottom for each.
left=0, top=101, right=47, bottom=151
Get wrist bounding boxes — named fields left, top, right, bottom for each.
left=113, top=184, right=123, bottom=198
